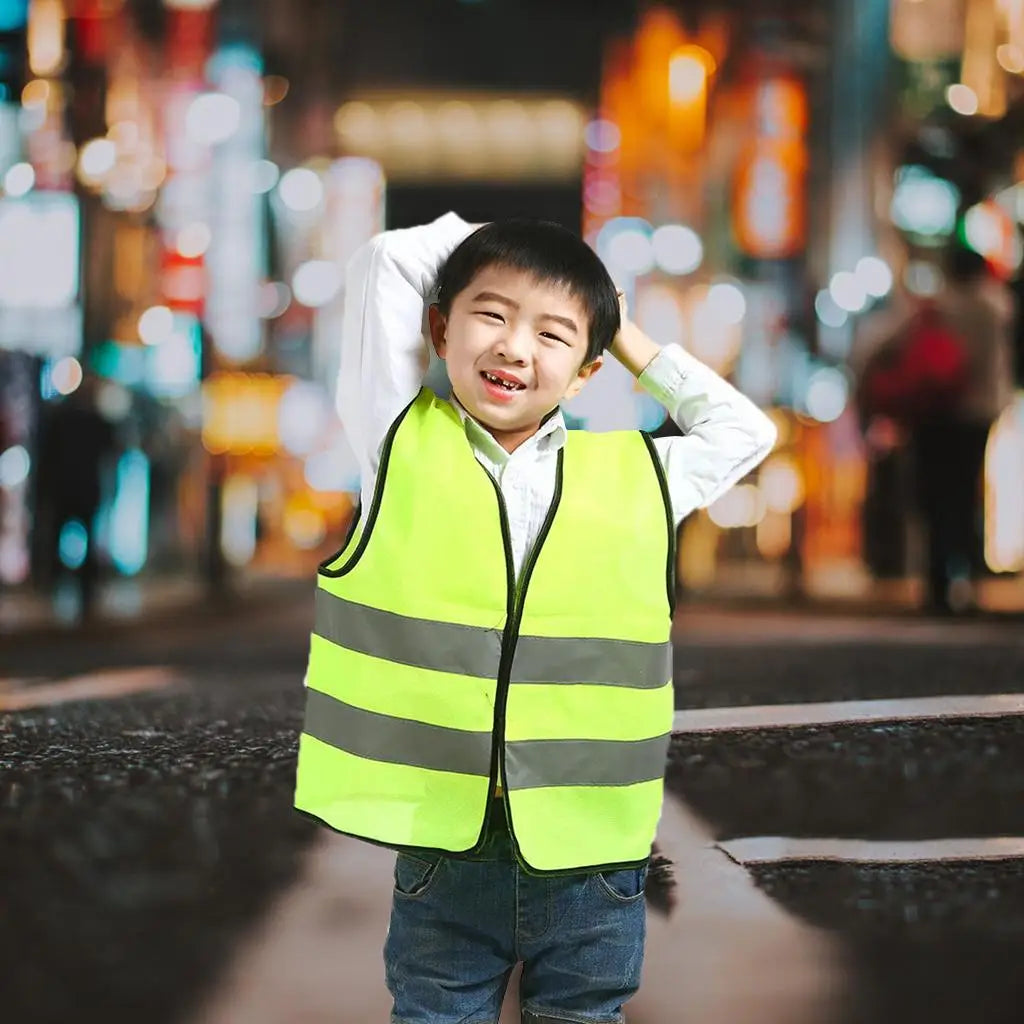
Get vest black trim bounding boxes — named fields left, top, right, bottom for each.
left=318, top=392, right=420, bottom=579
left=484, top=446, right=565, bottom=865
left=640, top=430, right=678, bottom=617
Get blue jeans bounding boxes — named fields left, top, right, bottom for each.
left=384, top=797, right=648, bottom=1024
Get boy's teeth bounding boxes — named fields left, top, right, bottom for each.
left=485, top=372, right=521, bottom=390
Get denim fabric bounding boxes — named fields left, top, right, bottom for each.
left=384, top=798, right=648, bottom=1024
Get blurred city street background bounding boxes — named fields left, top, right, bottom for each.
left=2, top=0, right=1024, bottom=1021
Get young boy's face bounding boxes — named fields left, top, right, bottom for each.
left=428, top=265, right=601, bottom=451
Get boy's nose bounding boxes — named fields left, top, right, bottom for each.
left=494, top=327, right=530, bottom=363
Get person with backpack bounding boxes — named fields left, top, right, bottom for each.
left=857, top=246, right=1015, bottom=613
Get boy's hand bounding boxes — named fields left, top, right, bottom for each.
left=609, top=289, right=662, bottom=378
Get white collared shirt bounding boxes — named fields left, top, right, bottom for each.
left=338, top=212, right=777, bottom=582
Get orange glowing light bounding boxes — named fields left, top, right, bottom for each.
left=669, top=46, right=716, bottom=103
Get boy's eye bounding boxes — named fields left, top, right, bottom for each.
left=478, top=311, right=504, bottom=322
left=540, top=332, right=568, bottom=345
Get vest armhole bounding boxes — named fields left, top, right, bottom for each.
left=317, top=499, right=362, bottom=573
left=318, top=390, right=422, bottom=579
left=640, top=431, right=677, bottom=617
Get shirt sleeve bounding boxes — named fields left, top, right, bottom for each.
left=336, top=211, right=476, bottom=507
left=639, top=344, right=778, bottom=526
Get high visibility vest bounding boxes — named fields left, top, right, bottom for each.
left=294, top=388, right=676, bottom=874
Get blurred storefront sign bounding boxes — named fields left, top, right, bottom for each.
left=960, top=0, right=1007, bottom=118
left=333, top=91, right=585, bottom=183
left=0, top=192, right=79, bottom=307
left=0, top=350, right=34, bottom=585
left=314, top=157, right=385, bottom=389
left=204, top=45, right=266, bottom=363
left=984, top=393, right=1024, bottom=573
left=732, top=78, right=808, bottom=260
left=0, top=192, right=81, bottom=357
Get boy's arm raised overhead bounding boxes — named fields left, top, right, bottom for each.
left=611, top=298, right=778, bottom=527
left=337, top=212, right=475, bottom=503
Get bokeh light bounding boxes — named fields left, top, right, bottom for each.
left=0, top=445, right=31, bottom=489
left=278, top=167, right=324, bottom=212
left=258, top=281, right=292, bottom=319
left=3, top=162, right=35, bottom=197
left=708, top=484, right=766, bottom=529
left=997, top=44, right=1024, bottom=74
left=759, top=455, right=805, bottom=514
left=176, top=221, right=212, bottom=258
left=249, top=159, right=280, bottom=194
left=707, top=282, right=746, bottom=324
left=829, top=271, right=867, bottom=313
left=904, top=260, right=944, bottom=297
left=815, top=289, right=848, bottom=328
left=946, top=83, right=979, bottom=116
left=292, top=260, right=342, bottom=307
left=584, top=119, right=621, bottom=153
left=855, top=256, right=893, bottom=298
left=78, top=138, right=116, bottom=184
left=51, top=357, right=83, bottom=396
left=805, top=367, right=849, bottom=423
left=186, top=91, right=242, bottom=145
left=58, top=519, right=88, bottom=570
left=652, top=225, right=703, bottom=275
left=606, top=226, right=655, bottom=275
left=278, top=381, right=331, bottom=457
left=138, top=306, right=175, bottom=346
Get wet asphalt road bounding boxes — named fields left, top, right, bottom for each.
left=2, top=583, right=1024, bottom=1024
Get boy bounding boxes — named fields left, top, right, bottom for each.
left=294, top=212, right=776, bottom=1024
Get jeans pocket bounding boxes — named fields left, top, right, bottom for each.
left=594, top=862, right=648, bottom=903
left=393, top=852, right=444, bottom=899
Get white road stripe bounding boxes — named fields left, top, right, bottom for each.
left=0, top=677, right=41, bottom=694
left=0, top=666, right=179, bottom=711
left=673, top=613, right=1024, bottom=646
left=673, top=693, right=1024, bottom=733
left=719, top=836, right=1024, bottom=864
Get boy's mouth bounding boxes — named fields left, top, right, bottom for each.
left=480, top=370, right=526, bottom=392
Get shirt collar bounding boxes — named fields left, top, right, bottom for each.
left=449, top=394, right=568, bottom=464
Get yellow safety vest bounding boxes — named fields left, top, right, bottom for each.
left=294, top=388, right=675, bottom=874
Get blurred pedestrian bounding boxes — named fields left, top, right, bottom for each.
left=36, top=373, right=117, bottom=620
left=294, top=213, right=777, bottom=1024
left=856, top=248, right=1015, bottom=613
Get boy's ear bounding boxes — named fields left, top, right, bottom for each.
left=427, top=304, right=447, bottom=358
left=562, top=354, right=602, bottom=401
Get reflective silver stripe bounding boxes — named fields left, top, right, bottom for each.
left=316, top=589, right=669, bottom=689
left=303, top=688, right=492, bottom=777
left=505, top=733, right=671, bottom=790
left=512, top=636, right=672, bottom=689
left=314, top=588, right=502, bottom=679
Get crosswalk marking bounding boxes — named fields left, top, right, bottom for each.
left=673, top=692, right=1024, bottom=733
left=0, top=666, right=179, bottom=712
left=718, top=836, right=1024, bottom=864
left=674, top=612, right=1024, bottom=646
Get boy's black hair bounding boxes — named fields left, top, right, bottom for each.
left=434, top=218, right=620, bottom=365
